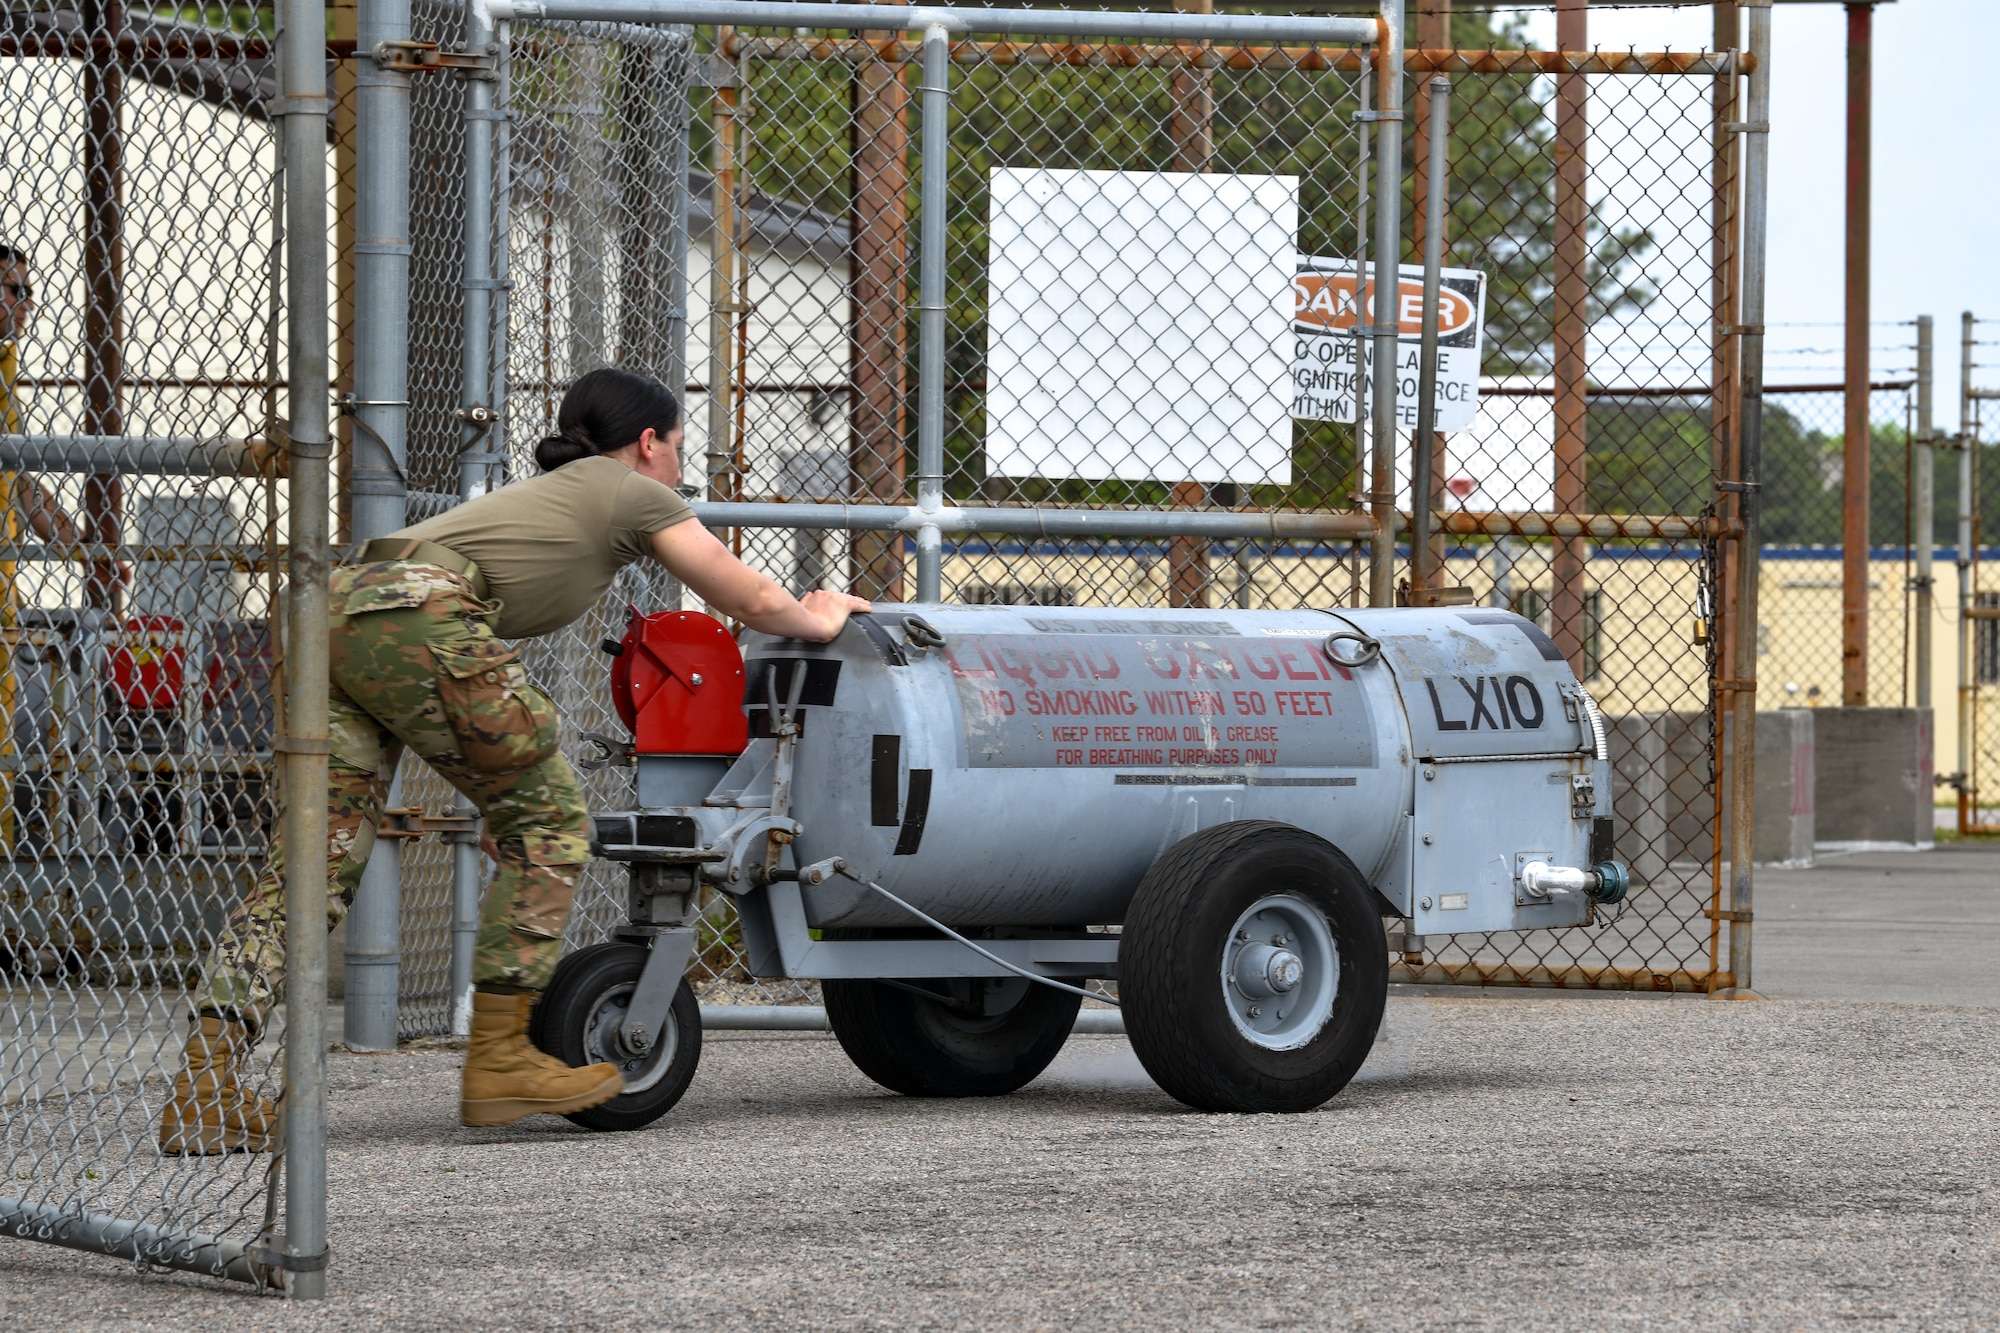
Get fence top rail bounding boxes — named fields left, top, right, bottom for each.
left=727, top=34, right=1747, bottom=77
left=483, top=0, right=1384, bottom=45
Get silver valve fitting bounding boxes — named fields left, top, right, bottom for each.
left=1519, top=859, right=1631, bottom=905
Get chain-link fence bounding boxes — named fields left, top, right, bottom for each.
left=1755, top=380, right=1916, bottom=709
left=1961, top=375, right=2000, bottom=832
left=0, top=0, right=325, bottom=1283
left=406, top=4, right=1759, bottom=1000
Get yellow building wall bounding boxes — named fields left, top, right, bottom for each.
left=936, top=542, right=1966, bottom=789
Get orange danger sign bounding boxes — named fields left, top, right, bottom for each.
left=1291, top=257, right=1487, bottom=431
left=1293, top=272, right=1479, bottom=340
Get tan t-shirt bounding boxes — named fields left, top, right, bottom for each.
left=393, top=455, right=694, bottom=639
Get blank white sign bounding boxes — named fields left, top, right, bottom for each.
left=985, top=168, right=1299, bottom=485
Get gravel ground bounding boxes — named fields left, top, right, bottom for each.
left=4, top=990, right=1996, bottom=1330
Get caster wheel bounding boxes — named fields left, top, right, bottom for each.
left=530, top=940, right=702, bottom=1131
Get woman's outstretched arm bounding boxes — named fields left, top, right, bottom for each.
left=650, top=520, right=870, bottom=642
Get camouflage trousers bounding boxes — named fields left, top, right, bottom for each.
left=203, top=559, right=592, bottom=1026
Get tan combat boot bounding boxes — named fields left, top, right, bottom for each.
left=157, top=1015, right=276, bottom=1155
left=460, top=990, right=623, bottom=1127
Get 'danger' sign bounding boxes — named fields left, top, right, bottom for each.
left=1291, top=257, right=1487, bottom=432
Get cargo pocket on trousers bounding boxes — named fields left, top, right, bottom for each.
left=429, top=639, right=560, bottom=775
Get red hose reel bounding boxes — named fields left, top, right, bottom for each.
left=608, top=608, right=748, bottom=757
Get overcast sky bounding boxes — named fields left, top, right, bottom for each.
left=1505, top=0, right=1997, bottom=421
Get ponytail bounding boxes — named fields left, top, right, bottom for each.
left=535, top=366, right=682, bottom=473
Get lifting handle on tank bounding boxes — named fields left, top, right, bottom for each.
left=1322, top=630, right=1382, bottom=669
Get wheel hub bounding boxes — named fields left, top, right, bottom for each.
left=1220, top=895, right=1339, bottom=1051
left=582, top=983, right=676, bottom=1077
left=1232, top=944, right=1304, bottom=997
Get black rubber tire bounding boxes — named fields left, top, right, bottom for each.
left=529, top=940, right=702, bottom=1132
left=1122, top=820, right=1387, bottom=1113
left=823, top=975, right=1081, bottom=1097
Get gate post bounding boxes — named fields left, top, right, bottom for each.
left=278, top=0, right=336, bottom=1289
left=911, top=21, right=950, bottom=604
left=343, top=0, right=416, bottom=1051
left=1719, top=0, right=1772, bottom=1001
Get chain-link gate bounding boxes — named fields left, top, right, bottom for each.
left=2, top=0, right=1778, bottom=1295
left=1, top=0, right=332, bottom=1290
left=1959, top=365, right=2000, bottom=833
left=414, top=1, right=1764, bottom=1003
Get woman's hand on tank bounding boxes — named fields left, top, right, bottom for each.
left=796, top=590, right=872, bottom=642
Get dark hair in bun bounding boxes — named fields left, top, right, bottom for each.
left=534, top=366, right=682, bottom=473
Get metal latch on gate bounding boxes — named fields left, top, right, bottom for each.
left=377, top=806, right=481, bottom=843
left=373, top=39, right=495, bottom=73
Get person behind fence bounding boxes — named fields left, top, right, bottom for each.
left=0, top=243, right=89, bottom=568
left=159, top=366, right=871, bottom=1153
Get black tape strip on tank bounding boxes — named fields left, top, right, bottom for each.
left=871, top=735, right=901, bottom=826
left=1456, top=609, right=1566, bottom=663
left=743, top=657, right=842, bottom=708
left=852, top=613, right=909, bottom=667
left=893, top=769, right=932, bottom=856
left=1591, top=816, right=1616, bottom=865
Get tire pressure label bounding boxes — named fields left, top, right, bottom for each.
left=941, top=633, right=1377, bottom=770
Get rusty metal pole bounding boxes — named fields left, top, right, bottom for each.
left=1409, top=75, right=1449, bottom=600
left=1710, top=0, right=1740, bottom=686
left=707, top=34, right=742, bottom=531
left=81, top=0, right=125, bottom=612
left=850, top=26, right=910, bottom=602
left=1410, top=0, right=1450, bottom=593
left=1958, top=310, right=1975, bottom=830
left=1915, top=313, right=1934, bottom=710
left=1840, top=1, right=1873, bottom=705
left=1166, top=0, right=1215, bottom=609
left=1549, top=0, right=1589, bottom=670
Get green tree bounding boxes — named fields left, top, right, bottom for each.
left=706, top=10, right=1658, bottom=510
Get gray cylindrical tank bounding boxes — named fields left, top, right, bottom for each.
left=741, top=604, right=1601, bottom=930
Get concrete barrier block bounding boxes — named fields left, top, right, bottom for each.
left=1722, top=708, right=1815, bottom=865
left=1608, top=710, right=1713, bottom=886
left=1810, top=707, right=1934, bottom=848
left=1611, top=708, right=1818, bottom=879
left=1756, top=709, right=1816, bottom=864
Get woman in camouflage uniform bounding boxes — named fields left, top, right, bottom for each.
left=161, top=368, right=868, bottom=1152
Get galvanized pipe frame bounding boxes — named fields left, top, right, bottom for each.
left=0, top=433, right=281, bottom=476
left=688, top=501, right=1377, bottom=542
left=0, top=1197, right=276, bottom=1288
left=503, top=0, right=1391, bottom=600
left=448, top=0, right=507, bottom=1033
left=277, top=0, right=335, bottom=1290
left=1365, top=0, right=1402, bottom=609
left=343, top=0, right=418, bottom=1054
left=482, top=0, right=1384, bottom=45
left=723, top=34, right=1748, bottom=77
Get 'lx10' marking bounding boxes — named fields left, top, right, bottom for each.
left=1425, top=675, right=1545, bottom=732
